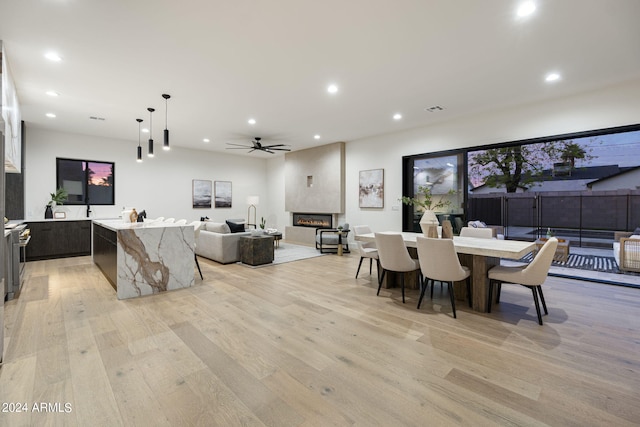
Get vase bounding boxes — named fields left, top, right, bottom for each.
left=45, top=205, right=53, bottom=219
left=419, top=210, right=439, bottom=238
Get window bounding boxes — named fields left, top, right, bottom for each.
left=56, top=158, right=115, bottom=205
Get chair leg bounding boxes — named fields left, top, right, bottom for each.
left=195, top=254, right=203, bottom=280
left=377, top=270, right=386, bottom=295
left=537, top=286, right=548, bottom=315
left=487, top=279, right=494, bottom=313
left=369, top=258, right=373, bottom=275
left=496, top=283, right=502, bottom=303
left=417, top=278, right=429, bottom=309
left=401, top=273, right=405, bottom=304
left=530, top=286, right=543, bottom=325
left=376, top=259, right=381, bottom=283
left=430, top=279, right=435, bottom=299
left=356, top=257, right=364, bottom=278
left=448, top=281, right=457, bottom=319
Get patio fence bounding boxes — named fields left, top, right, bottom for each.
left=468, top=190, right=640, bottom=248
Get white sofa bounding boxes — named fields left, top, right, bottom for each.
left=195, top=221, right=251, bottom=264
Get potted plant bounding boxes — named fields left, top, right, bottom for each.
left=45, top=187, right=68, bottom=219
left=399, top=186, right=455, bottom=237
left=259, top=217, right=266, bottom=230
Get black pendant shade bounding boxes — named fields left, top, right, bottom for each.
left=147, top=107, right=155, bottom=157
left=163, top=94, right=170, bottom=151
left=136, top=118, right=143, bottom=163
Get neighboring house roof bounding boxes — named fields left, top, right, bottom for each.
left=470, top=164, right=636, bottom=192
left=586, top=165, right=640, bottom=188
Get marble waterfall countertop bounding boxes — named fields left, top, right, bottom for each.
left=92, top=219, right=195, bottom=299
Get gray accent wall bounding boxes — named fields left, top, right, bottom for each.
left=284, top=142, right=345, bottom=213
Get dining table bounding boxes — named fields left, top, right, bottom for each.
left=355, top=232, right=536, bottom=312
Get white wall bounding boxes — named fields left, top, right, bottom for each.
left=24, top=78, right=640, bottom=240
left=25, top=128, right=270, bottom=223
left=334, top=79, right=640, bottom=240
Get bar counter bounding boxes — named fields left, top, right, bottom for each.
left=92, top=219, right=195, bottom=299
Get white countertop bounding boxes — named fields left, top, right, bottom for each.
left=93, top=219, right=193, bottom=232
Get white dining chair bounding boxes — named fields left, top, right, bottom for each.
left=164, top=218, right=175, bottom=223
left=374, top=232, right=421, bottom=303
left=416, top=236, right=471, bottom=318
left=487, top=237, right=558, bottom=325
left=174, top=219, right=187, bottom=225
left=459, top=226, right=493, bottom=239
left=354, top=225, right=379, bottom=279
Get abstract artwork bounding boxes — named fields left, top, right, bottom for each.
left=192, top=179, right=212, bottom=208
left=359, top=169, right=384, bottom=208
left=214, top=180, right=232, bottom=208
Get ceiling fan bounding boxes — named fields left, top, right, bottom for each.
left=226, top=137, right=291, bottom=154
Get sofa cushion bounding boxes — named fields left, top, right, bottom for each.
left=226, top=220, right=245, bottom=233
left=634, top=227, right=640, bottom=235
left=205, top=222, right=230, bottom=233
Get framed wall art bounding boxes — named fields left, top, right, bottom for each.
left=359, top=168, right=384, bottom=208
left=214, top=180, right=232, bottom=208
left=192, top=179, right=212, bottom=208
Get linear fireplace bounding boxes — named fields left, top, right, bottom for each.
left=292, top=213, right=333, bottom=228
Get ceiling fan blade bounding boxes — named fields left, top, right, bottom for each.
left=226, top=147, right=251, bottom=149
left=268, top=147, right=291, bottom=151
left=226, top=143, right=251, bottom=147
left=263, top=144, right=289, bottom=148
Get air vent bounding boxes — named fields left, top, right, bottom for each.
left=89, top=116, right=106, bottom=121
left=424, top=106, right=444, bottom=112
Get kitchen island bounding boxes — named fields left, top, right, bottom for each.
left=93, top=219, right=195, bottom=299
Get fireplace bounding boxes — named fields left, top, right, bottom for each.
left=292, top=213, right=333, bottom=228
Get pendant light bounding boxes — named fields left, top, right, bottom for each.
left=147, top=107, right=155, bottom=157
left=136, top=118, right=143, bottom=162
left=162, top=94, right=171, bottom=150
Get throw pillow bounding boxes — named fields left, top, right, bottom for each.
left=634, top=227, right=640, bottom=234
left=226, top=220, right=245, bottom=233
left=205, top=222, right=230, bottom=234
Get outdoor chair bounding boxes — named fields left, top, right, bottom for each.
left=487, top=237, right=558, bottom=325
left=613, top=232, right=640, bottom=273
left=459, top=226, right=493, bottom=239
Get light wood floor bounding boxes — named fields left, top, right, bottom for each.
left=2, top=250, right=640, bottom=426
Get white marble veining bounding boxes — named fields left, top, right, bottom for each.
left=93, top=220, right=195, bottom=299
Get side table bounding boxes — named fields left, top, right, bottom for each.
left=268, top=232, right=283, bottom=248
left=240, top=235, right=275, bottom=266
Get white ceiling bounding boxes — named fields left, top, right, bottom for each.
left=2, top=0, right=640, bottom=157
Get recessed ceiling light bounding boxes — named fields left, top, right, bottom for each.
left=314, top=134, right=321, bottom=140
left=203, top=138, right=210, bottom=143
left=393, top=113, right=402, bottom=120
left=545, top=72, right=561, bottom=82
left=327, top=84, right=338, bottom=94
left=46, top=90, right=59, bottom=97
left=517, top=1, right=536, bottom=17
left=248, top=118, right=256, bottom=125
left=141, top=128, right=149, bottom=133
left=44, top=52, right=62, bottom=62
left=46, top=113, right=56, bottom=118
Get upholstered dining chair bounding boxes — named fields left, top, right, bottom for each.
left=164, top=218, right=176, bottom=223
left=459, top=226, right=493, bottom=239
left=374, top=232, right=421, bottom=303
left=487, top=237, right=558, bottom=325
left=416, top=236, right=471, bottom=318
left=174, top=219, right=188, bottom=225
left=353, top=225, right=379, bottom=279
left=190, top=220, right=203, bottom=280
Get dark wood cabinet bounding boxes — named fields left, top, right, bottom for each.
left=26, top=220, right=92, bottom=261
left=92, top=223, right=117, bottom=289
